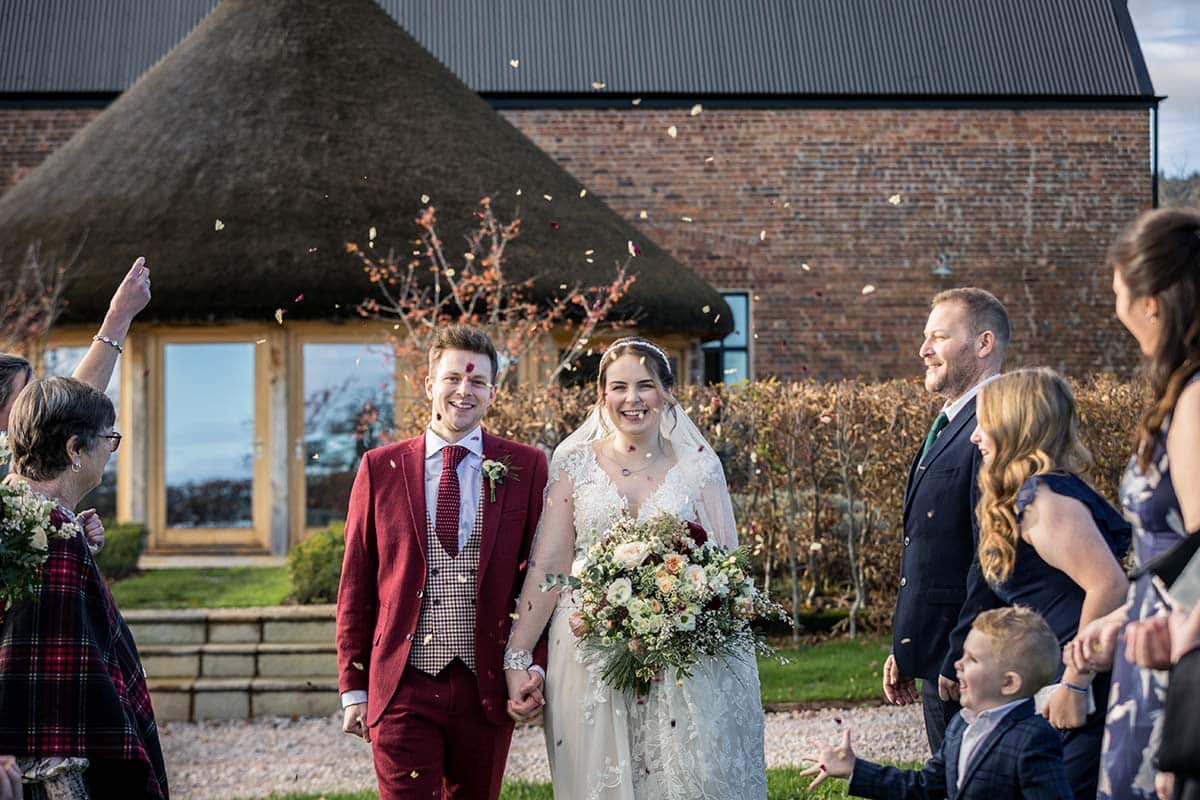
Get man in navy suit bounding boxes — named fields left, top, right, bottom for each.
left=882, top=288, right=1010, bottom=752
left=805, top=606, right=1073, bottom=800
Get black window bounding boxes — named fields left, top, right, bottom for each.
left=702, top=293, right=750, bottom=384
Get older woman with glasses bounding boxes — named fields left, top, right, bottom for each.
left=0, top=376, right=167, bottom=799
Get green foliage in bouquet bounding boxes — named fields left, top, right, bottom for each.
left=544, top=512, right=785, bottom=695
left=288, top=522, right=345, bottom=604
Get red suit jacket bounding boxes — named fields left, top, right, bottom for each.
left=336, top=430, right=549, bottom=727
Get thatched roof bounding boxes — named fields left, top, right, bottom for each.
left=0, top=0, right=731, bottom=337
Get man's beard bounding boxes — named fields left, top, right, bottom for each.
left=927, top=344, right=979, bottom=400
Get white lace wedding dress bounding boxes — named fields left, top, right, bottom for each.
left=527, top=440, right=767, bottom=800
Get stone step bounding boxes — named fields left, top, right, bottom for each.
left=125, top=605, right=336, bottom=646
left=148, top=676, right=340, bottom=722
left=140, top=642, right=337, bottom=680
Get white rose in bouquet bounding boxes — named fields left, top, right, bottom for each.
left=606, top=577, right=633, bottom=606
left=683, top=564, right=708, bottom=593
left=612, top=541, right=650, bottom=569
left=30, top=527, right=49, bottom=552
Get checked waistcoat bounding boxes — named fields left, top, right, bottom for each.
left=408, top=488, right=484, bottom=675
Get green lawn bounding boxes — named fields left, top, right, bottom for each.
left=237, top=766, right=914, bottom=799
left=111, top=568, right=887, bottom=705
left=110, top=567, right=292, bottom=608
left=759, top=636, right=889, bottom=704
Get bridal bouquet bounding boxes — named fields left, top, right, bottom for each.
left=544, top=512, right=781, bottom=695
left=0, top=434, right=82, bottom=610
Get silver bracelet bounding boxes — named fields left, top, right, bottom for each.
left=92, top=334, right=123, bottom=353
left=503, top=647, right=533, bottom=671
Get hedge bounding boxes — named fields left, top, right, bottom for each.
left=96, top=521, right=147, bottom=582
left=302, top=375, right=1145, bottom=635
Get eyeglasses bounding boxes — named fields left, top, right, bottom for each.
left=101, top=432, right=122, bottom=452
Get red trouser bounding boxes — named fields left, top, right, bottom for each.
left=370, top=660, right=514, bottom=799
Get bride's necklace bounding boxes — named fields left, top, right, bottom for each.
left=605, top=441, right=662, bottom=477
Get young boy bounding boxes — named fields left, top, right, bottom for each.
left=802, top=606, right=1073, bottom=799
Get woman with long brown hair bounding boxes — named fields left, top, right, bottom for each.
left=1065, top=208, right=1200, bottom=800
left=972, top=368, right=1129, bottom=800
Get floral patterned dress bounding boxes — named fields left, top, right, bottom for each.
left=1100, top=379, right=1197, bottom=800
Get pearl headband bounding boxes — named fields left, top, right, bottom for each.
left=605, top=337, right=673, bottom=381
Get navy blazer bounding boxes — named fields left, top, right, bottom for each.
left=892, top=397, right=1001, bottom=681
left=849, top=698, right=1073, bottom=800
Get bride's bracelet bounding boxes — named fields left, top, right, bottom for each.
left=503, top=647, right=533, bottom=671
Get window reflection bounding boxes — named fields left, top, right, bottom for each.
left=303, top=344, right=395, bottom=528
left=164, top=343, right=254, bottom=528
left=703, top=293, right=751, bottom=385
left=43, top=346, right=119, bottom=519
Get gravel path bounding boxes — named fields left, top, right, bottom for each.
left=160, top=704, right=928, bottom=799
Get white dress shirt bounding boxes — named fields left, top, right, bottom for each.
left=956, top=697, right=1026, bottom=788
left=942, top=372, right=1000, bottom=424
left=424, top=425, right=485, bottom=550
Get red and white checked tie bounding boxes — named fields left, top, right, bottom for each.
left=435, top=445, right=469, bottom=558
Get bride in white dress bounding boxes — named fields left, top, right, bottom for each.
left=503, top=337, right=767, bottom=800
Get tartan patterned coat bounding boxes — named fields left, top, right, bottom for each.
left=0, top=508, right=169, bottom=799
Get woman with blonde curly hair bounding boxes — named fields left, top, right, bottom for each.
left=972, top=367, right=1129, bottom=800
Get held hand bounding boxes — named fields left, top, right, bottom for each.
left=1167, top=603, right=1200, bottom=664
left=0, top=756, right=21, bottom=800
left=882, top=654, right=918, bottom=705
left=1043, top=684, right=1088, bottom=730
left=1125, top=615, right=1173, bottom=671
left=505, top=668, right=545, bottom=722
left=1067, top=617, right=1122, bottom=672
left=1156, top=771, right=1175, bottom=800
left=105, top=257, right=152, bottom=328
left=77, top=508, right=105, bottom=554
left=937, top=674, right=960, bottom=703
left=799, top=729, right=856, bottom=790
left=342, top=702, right=370, bottom=743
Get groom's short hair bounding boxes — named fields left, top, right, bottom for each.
left=428, top=325, right=499, bottom=381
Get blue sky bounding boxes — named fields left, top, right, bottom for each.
left=1128, top=0, right=1200, bottom=176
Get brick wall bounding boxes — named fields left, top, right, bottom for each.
left=1, top=104, right=1151, bottom=380
left=0, top=107, right=103, bottom=191
left=500, top=107, right=1151, bottom=380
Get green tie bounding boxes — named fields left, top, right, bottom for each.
left=921, top=411, right=949, bottom=460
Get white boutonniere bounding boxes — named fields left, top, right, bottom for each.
left=481, top=455, right=520, bottom=502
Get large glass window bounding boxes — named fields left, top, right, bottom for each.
left=43, top=346, right=119, bottom=518
left=164, top=343, right=255, bottom=528
left=702, top=293, right=751, bottom=384
left=302, top=343, right=395, bottom=528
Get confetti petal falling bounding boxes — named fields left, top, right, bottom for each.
left=888, top=193, right=903, bottom=205
left=862, top=284, right=877, bottom=295
left=666, top=125, right=678, bottom=139
left=214, top=219, right=225, bottom=231
left=690, top=104, right=703, bottom=116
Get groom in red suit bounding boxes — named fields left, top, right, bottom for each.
left=336, top=325, right=549, bottom=799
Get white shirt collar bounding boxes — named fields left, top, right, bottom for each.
left=959, top=696, right=1026, bottom=726
left=942, top=372, right=1001, bottom=423
left=425, top=425, right=484, bottom=460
